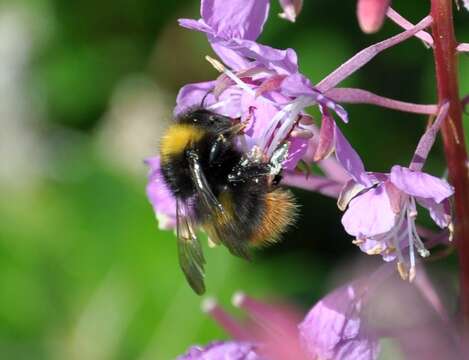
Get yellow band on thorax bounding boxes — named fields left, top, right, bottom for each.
left=160, top=124, right=204, bottom=160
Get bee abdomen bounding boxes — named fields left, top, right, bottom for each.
left=248, top=188, right=298, bottom=247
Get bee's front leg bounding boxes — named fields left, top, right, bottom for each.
left=208, top=134, right=230, bottom=164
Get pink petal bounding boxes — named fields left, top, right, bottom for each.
left=334, top=126, right=372, bottom=187
left=356, top=0, right=391, bottom=34
left=178, top=18, right=213, bottom=34
left=174, top=81, right=216, bottom=116
left=384, top=181, right=403, bottom=214
left=299, top=282, right=379, bottom=360
left=416, top=198, right=452, bottom=229
left=201, top=0, right=270, bottom=40
left=144, top=157, right=177, bottom=230
left=390, top=165, right=454, bottom=203
left=313, top=112, right=336, bottom=161
left=177, top=341, right=261, bottom=360
left=334, top=337, right=381, bottom=360
left=342, top=184, right=396, bottom=238
left=229, top=38, right=299, bottom=75
left=210, top=42, right=251, bottom=70
left=283, top=136, right=308, bottom=170
left=281, top=74, right=349, bottom=123
left=356, top=237, right=396, bottom=261
left=255, top=74, right=287, bottom=97
left=337, top=179, right=367, bottom=211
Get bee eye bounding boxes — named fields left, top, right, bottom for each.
left=208, top=115, right=216, bottom=124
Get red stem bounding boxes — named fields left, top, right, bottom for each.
left=431, top=0, right=469, bottom=326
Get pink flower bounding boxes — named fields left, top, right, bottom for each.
left=338, top=103, right=454, bottom=280
left=299, top=282, right=380, bottom=360
left=177, top=341, right=262, bottom=360
left=177, top=290, right=379, bottom=360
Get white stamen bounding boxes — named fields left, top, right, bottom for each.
left=377, top=197, right=431, bottom=278
left=206, top=56, right=256, bottom=96
left=259, top=102, right=295, bottom=151
left=407, top=206, right=416, bottom=279
left=266, top=96, right=313, bottom=156
left=207, top=99, right=230, bottom=111
left=378, top=204, right=407, bottom=265
left=409, top=198, right=430, bottom=258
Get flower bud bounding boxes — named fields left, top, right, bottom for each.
left=356, top=0, right=391, bottom=34
left=278, top=0, right=303, bottom=22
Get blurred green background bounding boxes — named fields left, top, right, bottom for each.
left=0, top=0, right=468, bottom=359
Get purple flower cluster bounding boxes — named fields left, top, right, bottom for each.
left=144, top=0, right=461, bottom=358
left=177, top=288, right=378, bottom=360
left=146, top=0, right=348, bottom=228
left=146, top=0, right=452, bottom=280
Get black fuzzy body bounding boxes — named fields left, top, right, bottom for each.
left=159, top=109, right=270, bottom=244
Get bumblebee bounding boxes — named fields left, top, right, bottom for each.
left=160, top=108, right=297, bottom=294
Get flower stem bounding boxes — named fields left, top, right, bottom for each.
left=325, top=87, right=438, bottom=115
left=431, top=0, right=469, bottom=326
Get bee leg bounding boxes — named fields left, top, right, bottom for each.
left=272, top=173, right=283, bottom=186
left=268, top=143, right=289, bottom=177
left=209, top=134, right=229, bottom=164
left=228, top=163, right=271, bottom=184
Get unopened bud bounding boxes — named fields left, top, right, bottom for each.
left=356, top=0, right=391, bottom=34
left=278, top=0, right=303, bottom=22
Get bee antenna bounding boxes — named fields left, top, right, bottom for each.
left=200, top=90, right=212, bottom=108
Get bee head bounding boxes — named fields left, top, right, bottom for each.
left=180, top=108, right=234, bottom=133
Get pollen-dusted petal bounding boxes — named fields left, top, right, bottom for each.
left=390, top=165, right=454, bottom=203
left=356, top=0, right=391, bottom=34
left=356, top=237, right=396, bottom=261
left=283, top=136, right=308, bottom=170
left=201, top=0, right=270, bottom=40
left=342, top=184, right=396, bottom=238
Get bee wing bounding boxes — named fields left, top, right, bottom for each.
left=187, top=150, right=250, bottom=259
left=176, top=199, right=206, bottom=295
